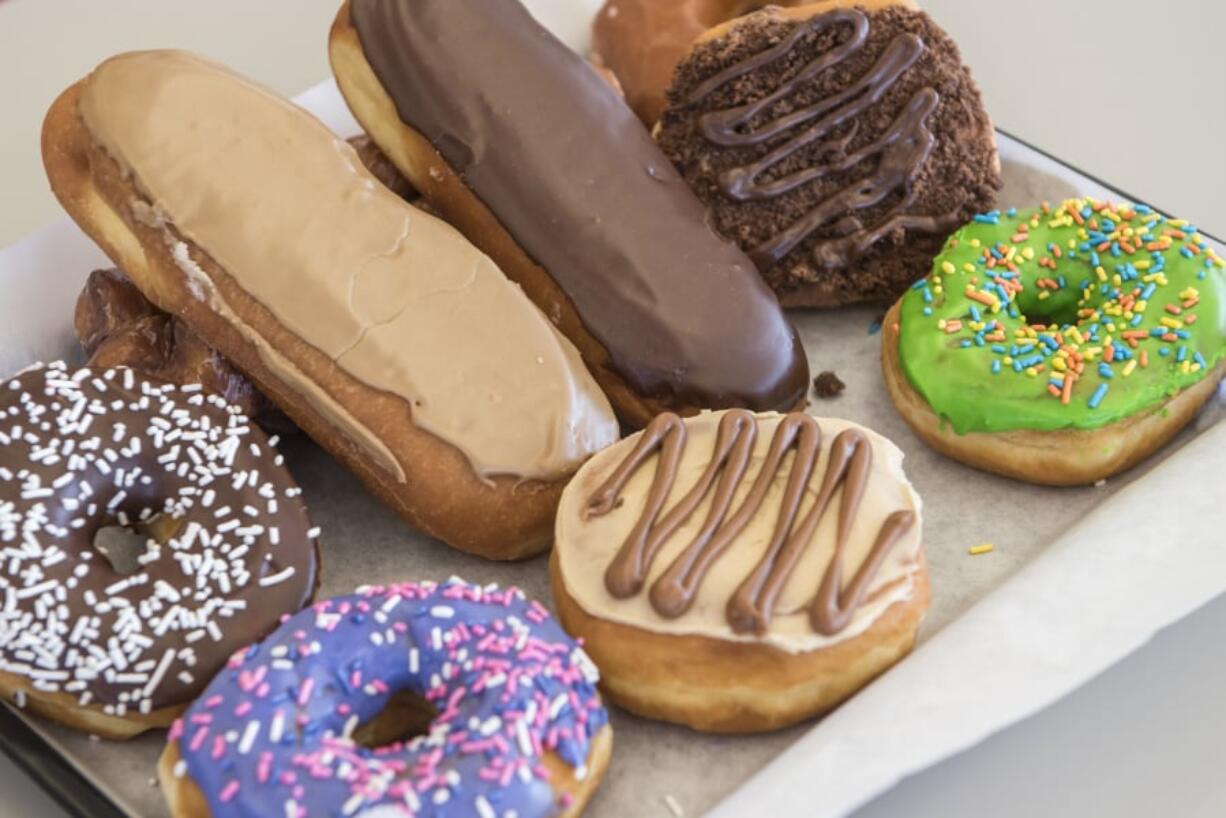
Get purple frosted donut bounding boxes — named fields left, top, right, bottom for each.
left=161, top=579, right=611, bottom=818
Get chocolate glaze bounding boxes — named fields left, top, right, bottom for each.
left=586, top=410, right=914, bottom=636
left=0, top=363, right=317, bottom=712
left=687, top=8, right=961, bottom=272
left=350, top=0, right=809, bottom=412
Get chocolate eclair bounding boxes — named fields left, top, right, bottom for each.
left=656, top=1, right=1001, bottom=307
left=330, top=0, right=810, bottom=427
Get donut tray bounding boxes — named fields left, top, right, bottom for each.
left=1, top=9, right=1224, bottom=818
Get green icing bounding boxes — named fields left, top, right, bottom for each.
left=897, top=198, right=1226, bottom=434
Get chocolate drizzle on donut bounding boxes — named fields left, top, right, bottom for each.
left=587, top=411, right=915, bottom=636
left=686, top=8, right=961, bottom=272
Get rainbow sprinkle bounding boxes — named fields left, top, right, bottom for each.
left=909, top=198, right=1224, bottom=413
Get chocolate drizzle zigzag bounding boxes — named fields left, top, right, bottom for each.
left=585, top=410, right=916, bottom=637
left=688, top=8, right=962, bottom=271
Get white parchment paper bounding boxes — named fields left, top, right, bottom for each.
left=1, top=3, right=1224, bottom=816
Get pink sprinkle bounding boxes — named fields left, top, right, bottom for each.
left=190, top=713, right=213, bottom=725
left=189, top=727, right=209, bottom=752
left=257, top=752, right=273, bottom=783
left=168, top=719, right=185, bottom=743
left=561, top=793, right=574, bottom=807
left=204, top=694, right=224, bottom=709
left=234, top=701, right=253, bottom=717
left=211, top=735, right=226, bottom=760
left=297, top=678, right=315, bottom=707
left=219, top=780, right=240, bottom=803
left=256, top=682, right=271, bottom=699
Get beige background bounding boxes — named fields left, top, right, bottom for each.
left=0, top=1, right=1223, bottom=817
left=0, top=0, right=1224, bottom=248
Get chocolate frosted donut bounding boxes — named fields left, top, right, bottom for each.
left=0, top=362, right=319, bottom=738
left=656, top=2, right=1001, bottom=307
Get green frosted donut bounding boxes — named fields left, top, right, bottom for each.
left=897, top=198, right=1225, bottom=433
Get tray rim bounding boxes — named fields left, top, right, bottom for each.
left=1, top=125, right=1220, bottom=818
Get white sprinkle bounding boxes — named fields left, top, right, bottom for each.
left=259, top=566, right=296, bottom=587
left=664, top=794, right=685, bottom=817
left=430, top=605, right=454, bottom=619
left=238, top=719, right=262, bottom=754
left=475, top=795, right=497, bottom=818
left=270, top=710, right=286, bottom=744
left=141, top=648, right=176, bottom=700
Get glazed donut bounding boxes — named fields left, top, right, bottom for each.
left=551, top=410, right=929, bottom=733
left=43, top=50, right=619, bottom=560
left=330, top=0, right=810, bottom=428
left=160, top=580, right=612, bottom=818
left=654, top=1, right=1001, bottom=307
left=592, top=0, right=816, bottom=126
left=76, top=268, right=288, bottom=430
left=0, top=362, right=319, bottom=739
left=883, top=198, right=1226, bottom=485
left=348, top=134, right=420, bottom=204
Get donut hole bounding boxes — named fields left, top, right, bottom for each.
left=93, top=515, right=183, bottom=575
left=93, top=525, right=151, bottom=575
left=1014, top=287, right=1083, bottom=330
left=352, top=689, right=438, bottom=749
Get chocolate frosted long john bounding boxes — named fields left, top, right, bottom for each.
left=342, top=0, right=809, bottom=417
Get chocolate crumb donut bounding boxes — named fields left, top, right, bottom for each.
left=0, top=362, right=319, bottom=738
left=656, top=1, right=1001, bottom=307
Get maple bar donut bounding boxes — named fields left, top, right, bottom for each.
left=43, top=50, right=619, bottom=560
left=160, top=580, right=611, bottom=818
left=330, top=0, right=810, bottom=428
left=0, top=362, right=319, bottom=739
left=655, top=1, right=1001, bottom=307
left=551, top=410, right=929, bottom=733
left=884, top=199, right=1226, bottom=485
left=73, top=137, right=413, bottom=434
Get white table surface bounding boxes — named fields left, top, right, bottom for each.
left=1, top=1, right=1223, bottom=816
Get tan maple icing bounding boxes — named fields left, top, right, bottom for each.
left=77, top=50, right=618, bottom=481
left=557, top=411, right=924, bottom=652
